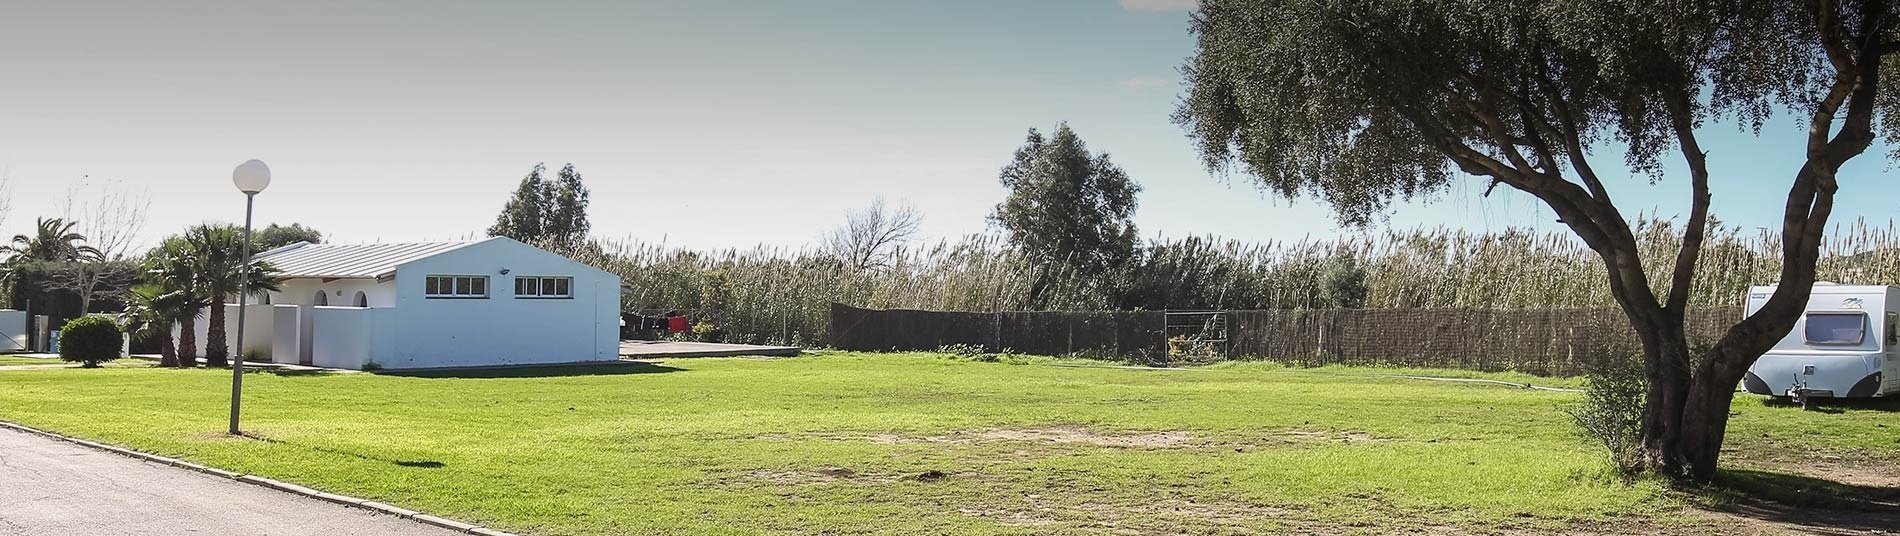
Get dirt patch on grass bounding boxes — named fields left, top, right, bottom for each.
left=1678, top=449, right=1900, bottom=536
left=772, top=426, right=1385, bottom=450
left=740, top=467, right=971, bottom=486
left=956, top=494, right=1298, bottom=532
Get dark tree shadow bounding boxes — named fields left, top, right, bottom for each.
left=238, top=432, right=445, bottom=469
left=242, top=368, right=341, bottom=378
left=1754, top=395, right=1900, bottom=413
left=1703, top=469, right=1900, bottom=535
left=374, top=361, right=684, bottom=379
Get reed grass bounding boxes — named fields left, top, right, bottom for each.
left=554, top=217, right=1900, bottom=346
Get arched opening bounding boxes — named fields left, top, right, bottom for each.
left=353, top=291, right=368, bottom=307
left=313, top=290, right=329, bottom=306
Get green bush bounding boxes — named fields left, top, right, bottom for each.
left=58, top=315, right=124, bottom=368
left=1566, top=350, right=1651, bottom=476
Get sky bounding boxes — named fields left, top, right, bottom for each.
left=1, top=0, right=1896, bottom=253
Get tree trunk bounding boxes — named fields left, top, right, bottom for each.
left=156, top=325, right=178, bottom=368
left=205, top=303, right=228, bottom=367
left=177, top=317, right=198, bottom=368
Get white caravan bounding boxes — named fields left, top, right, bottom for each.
left=1743, top=284, right=1900, bottom=399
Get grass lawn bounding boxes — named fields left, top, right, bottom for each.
left=0, top=355, right=152, bottom=367
left=0, top=355, right=62, bottom=366
left=0, top=352, right=1893, bottom=535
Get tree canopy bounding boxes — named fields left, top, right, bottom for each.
left=991, top=123, right=1141, bottom=280
left=1176, top=0, right=1900, bottom=482
left=489, top=163, right=591, bottom=249
left=254, top=223, right=324, bottom=250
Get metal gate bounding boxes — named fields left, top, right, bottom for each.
left=1164, top=311, right=1229, bottom=362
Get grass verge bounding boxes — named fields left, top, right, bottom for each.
left=0, top=352, right=1890, bottom=534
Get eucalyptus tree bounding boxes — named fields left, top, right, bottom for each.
left=991, top=124, right=1141, bottom=308
left=1176, top=0, right=1900, bottom=482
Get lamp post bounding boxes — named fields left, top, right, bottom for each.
left=229, top=159, right=271, bottom=435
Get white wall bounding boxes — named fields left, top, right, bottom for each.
left=309, top=306, right=395, bottom=370
left=179, top=304, right=276, bottom=360
left=265, top=278, right=395, bottom=308
left=0, top=310, right=26, bottom=352
left=377, top=238, right=621, bottom=369
left=270, top=305, right=303, bottom=364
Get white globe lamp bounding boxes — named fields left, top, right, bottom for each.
left=232, top=159, right=272, bottom=194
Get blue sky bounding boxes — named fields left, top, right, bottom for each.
left=0, top=0, right=1894, bottom=251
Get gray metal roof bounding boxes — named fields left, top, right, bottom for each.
left=254, top=240, right=484, bottom=279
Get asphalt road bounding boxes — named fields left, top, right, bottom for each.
left=0, top=427, right=461, bottom=536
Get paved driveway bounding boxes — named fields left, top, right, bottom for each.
left=0, top=427, right=460, bottom=536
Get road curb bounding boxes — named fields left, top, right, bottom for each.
left=0, top=420, right=519, bottom=536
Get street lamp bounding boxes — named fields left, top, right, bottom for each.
left=229, top=159, right=270, bottom=435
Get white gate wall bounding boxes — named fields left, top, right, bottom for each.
left=270, top=305, right=302, bottom=365
left=0, top=310, right=26, bottom=352
left=308, top=306, right=393, bottom=370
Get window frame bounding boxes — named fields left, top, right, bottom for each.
left=424, top=274, right=490, bottom=299
left=513, top=275, right=575, bottom=299
left=1886, top=311, right=1898, bottom=348
left=1803, top=311, right=1867, bottom=346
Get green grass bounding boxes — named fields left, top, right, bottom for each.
left=0, top=355, right=151, bottom=368
left=0, top=355, right=59, bottom=366
left=0, top=352, right=1888, bottom=535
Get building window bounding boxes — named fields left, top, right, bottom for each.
left=426, top=275, right=489, bottom=298
left=514, top=276, right=572, bottom=298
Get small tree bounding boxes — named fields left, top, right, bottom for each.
left=822, top=197, right=923, bottom=271
left=991, top=123, right=1141, bottom=308
left=58, top=314, right=122, bottom=368
left=38, top=259, right=139, bottom=315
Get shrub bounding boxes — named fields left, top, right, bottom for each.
left=361, top=360, right=383, bottom=372
left=1566, top=351, right=1650, bottom=476
left=58, top=315, right=123, bottom=368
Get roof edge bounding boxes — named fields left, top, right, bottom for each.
left=253, top=241, right=313, bottom=259
left=376, top=237, right=505, bottom=278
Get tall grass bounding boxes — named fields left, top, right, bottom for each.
left=552, top=217, right=1900, bottom=346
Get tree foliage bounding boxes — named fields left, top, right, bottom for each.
left=142, top=236, right=207, bottom=367
left=488, top=163, right=591, bottom=249
left=180, top=224, right=282, bottom=366
left=545, top=163, right=592, bottom=246
left=991, top=124, right=1142, bottom=284
left=2, top=217, right=98, bottom=263
left=57, top=314, right=121, bottom=368
left=254, top=223, right=324, bottom=250
left=1177, top=0, right=1900, bottom=482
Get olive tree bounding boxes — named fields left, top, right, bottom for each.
left=1176, top=0, right=1900, bottom=482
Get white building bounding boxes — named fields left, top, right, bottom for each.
left=190, top=237, right=622, bottom=370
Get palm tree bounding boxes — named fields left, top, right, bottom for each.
left=144, top=237, right=206, bottom=367
left=182, top=225, right=281, bottom=367
left=122, top=284, right=199, bottom=367
left=1, top=217, right=100, bottom=262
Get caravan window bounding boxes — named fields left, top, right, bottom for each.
left=1804, top=313, right=1866, bottom=345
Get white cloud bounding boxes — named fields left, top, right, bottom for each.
left=1119, top=0, right=1198, bottom=12
left=1118, top=76, right=1175, bottom=90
